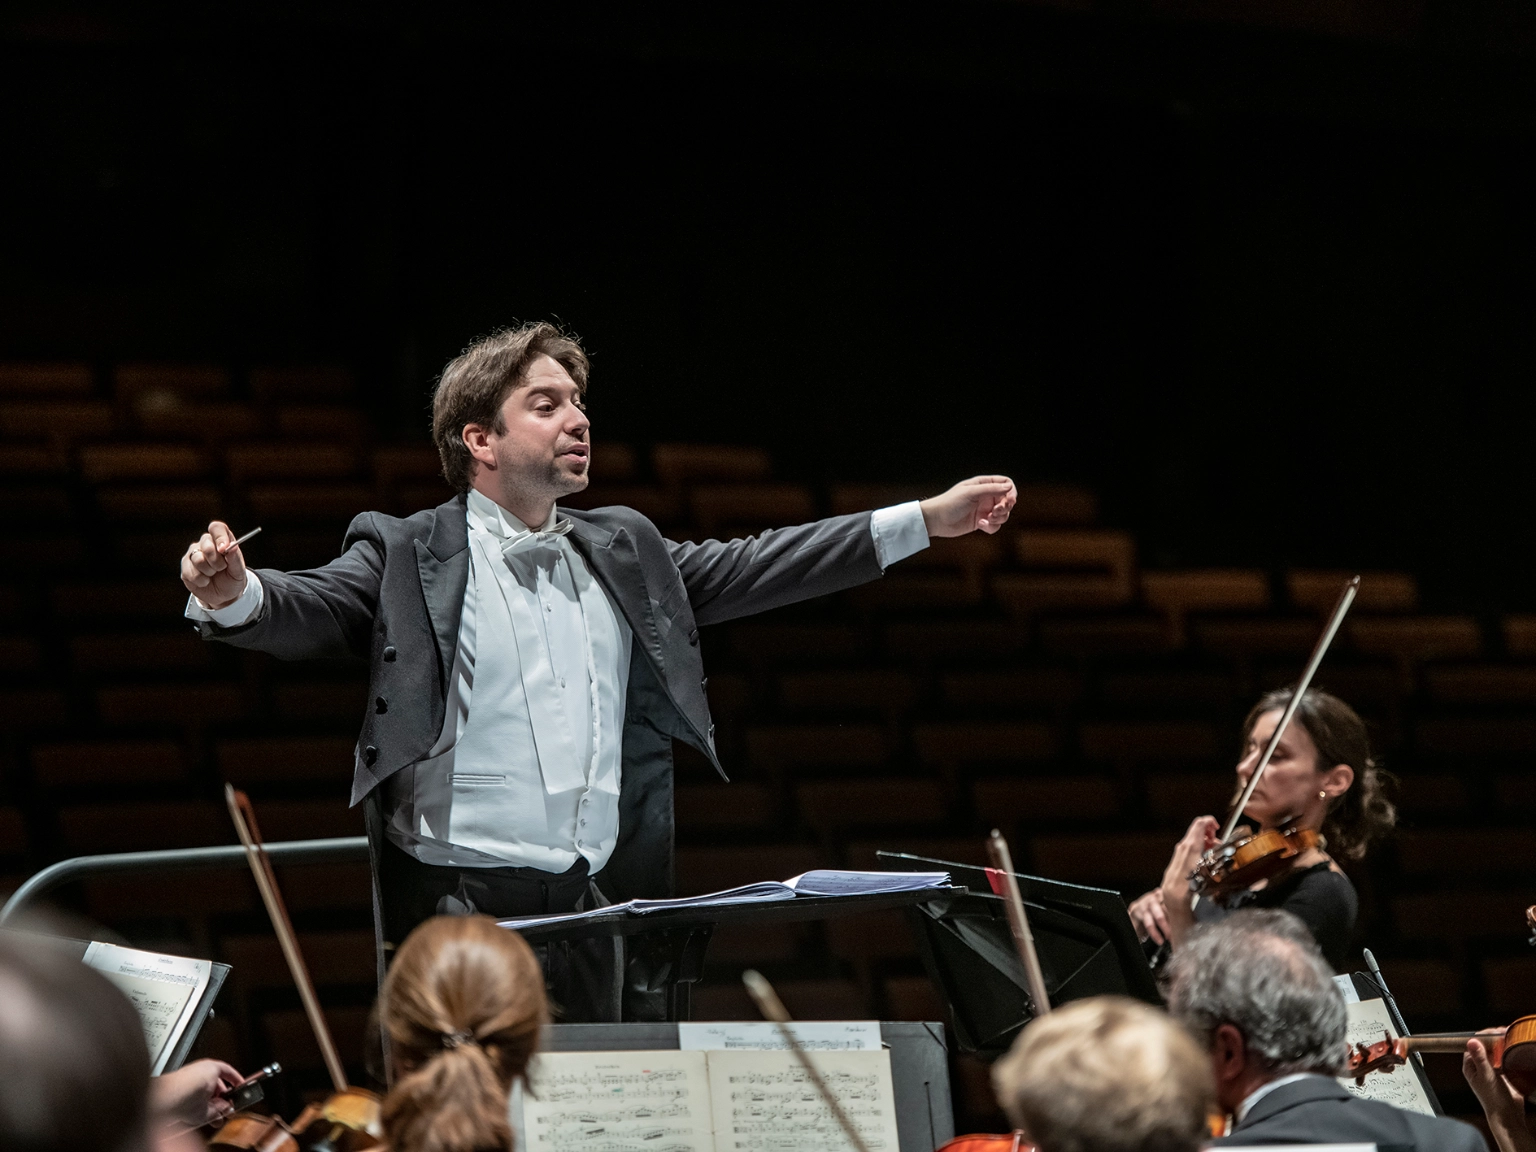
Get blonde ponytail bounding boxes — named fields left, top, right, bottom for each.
left=379, top=916, right=547, bottom=1152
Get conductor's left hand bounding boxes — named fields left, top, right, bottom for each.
left=151, top=1058, right=243, bottom=1128
left=920, top=476, right=1017, bottom=538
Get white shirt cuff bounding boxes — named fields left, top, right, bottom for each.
left=870, top=501, right=929, bottom=570
left=184, top=570, right=265, bottom=627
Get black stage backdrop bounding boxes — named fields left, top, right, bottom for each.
left=3, top=1, right=1535, bottom=607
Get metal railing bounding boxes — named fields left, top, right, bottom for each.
left=0, top=837, right=370, bottom=924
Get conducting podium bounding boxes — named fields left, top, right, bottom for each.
left=499, top=869, right=964, bottom=1022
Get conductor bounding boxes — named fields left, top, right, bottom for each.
left=179, top=323, right=1016, bottom=1020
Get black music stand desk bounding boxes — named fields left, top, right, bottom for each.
left=878, top=853, right=1159, bottom=1059
left=508, top=886, right=965, bottom=1022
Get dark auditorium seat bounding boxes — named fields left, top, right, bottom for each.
left=0, top=362, right=95, bottom=397
left=674, top=844, right=822, bottom=895
left=58, top=800, right=230, bottom=853
left=941, top=668, right=1083, bottom=717
left=95, top=683, right=246, bottom=731
left=651, top=443, right=772, bottom=488
left=220, top=930, right=377, bottom=992
left=1288, top=569, right=1418, bottom=615
left=745, top=723, right=890, bottom=778
left=777, top=669, right=918, bottom=723
left=31, top=739, right=187, bottom=789
left=217, top=737, right=356, bottom=787
left=70, top=633, right=214, bottom=674
left=79, top=444, right=213, bottom=483
left=674, top=783, right=779, bottom=832
left=1142, top=569, right=1271, bottom=646
left=1028, top=832, right=1170, bottom=895
left=795, top=779, right=949, bottom=836
left=912, top=722, right=1060, bottom=779
left=688, top=483, right=816, bottom=536
left=973, top=776, right=1120, bottom=829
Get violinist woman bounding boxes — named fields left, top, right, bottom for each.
left=379, top=915, right=547, bottom=1152
left=1126, top=687, right=1395, bottom=971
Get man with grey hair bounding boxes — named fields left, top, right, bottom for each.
left=1166, top=909, right=1486, bottom=1150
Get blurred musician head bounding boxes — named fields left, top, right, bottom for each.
left=990, top=995, right=1215, bottom=1152
left=379, top=915, right=547, bottom=1152
left=0, top=933, right=152, bottom=1152
left=1165, top=909, right=1345, bottom=1115
left=1237, top=687, right=1394, bottom=854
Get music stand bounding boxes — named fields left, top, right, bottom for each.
left=877, top=852, right=1159, bottom=1059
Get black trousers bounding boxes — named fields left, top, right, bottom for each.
left=376, top=840, right=623, bottom=1023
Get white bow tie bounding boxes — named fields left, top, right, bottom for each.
left=487, top=516, right=574, bottom=559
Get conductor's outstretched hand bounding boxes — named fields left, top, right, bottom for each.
left=920, top=476, right=1017, bottom=538
left=181, top=521, right=249, bottom=610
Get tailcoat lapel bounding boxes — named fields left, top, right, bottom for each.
left=414, top=495, right=470, bottom=698
left=564, top=515, right=664, bottom=665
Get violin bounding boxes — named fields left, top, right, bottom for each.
left=208, top=787, right=384, bottom=1152
left=1188, top=577, right=1358, bottom=901
left=1189, top=817, right=1322, bottom=900
left=1345, top=1017, right=1536, bottom=1099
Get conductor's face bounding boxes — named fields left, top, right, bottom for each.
left=463, top=355, right=591, bottom=520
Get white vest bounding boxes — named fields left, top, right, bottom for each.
left=386, top=492, right=632, bottom=872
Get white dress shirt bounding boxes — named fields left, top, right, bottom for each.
left=188, top=496, right=930, bottom=872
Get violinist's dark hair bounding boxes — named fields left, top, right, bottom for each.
left=380, top=915, right=548, bottom=1152
left=1245, top=687, right=1396, bottom=861
left=0, top=933, right=151, bottom=1152
left=432, top=323, right=590, bottom=493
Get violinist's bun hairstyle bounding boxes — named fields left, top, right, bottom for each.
left=991, top=995, right=1213, bottom=1152
left=1246, top=687, right=1396, bottom=861
left=381, top=915, right=547, bottom=1152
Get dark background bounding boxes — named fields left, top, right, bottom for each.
left=4, top=0, right=1535, bottom=602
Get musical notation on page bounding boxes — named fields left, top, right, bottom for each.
left=709, top=1049, right=901, bottom=1152
left=522, top=1051, right=715, bottom=1152
left=1338, top=998, right=1436, bottom=1117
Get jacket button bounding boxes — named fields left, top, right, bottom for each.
left=688, top=628, right=699, bottom=646
left=382, top=646, right=397, bottom=662
left=375, top=697, right=388, bottom=714
left=364, top=745, right=378, bottom=766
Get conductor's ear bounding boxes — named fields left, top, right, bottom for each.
left=463, top=424, right=496, bottom=470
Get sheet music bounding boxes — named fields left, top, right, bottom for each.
left=1338, top=998, right=1436, bottom=1117
left=81, top=942, right=211, bottom=1074
left=708, top=1048, right=900, bottom=1152
left=522, top=1050, right=715, bottom=1152
left=678, top=1022, right=882, bottom=1052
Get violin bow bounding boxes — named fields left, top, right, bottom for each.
left=225, top=783, right=350, bottom=1094
left=1218, top=575, right=1360, bottom=845
left=742, top=969, right=875, bottom=1152
left=987, top=830, right=1052, bottom=1020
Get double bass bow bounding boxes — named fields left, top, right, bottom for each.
left=1188, top=575, right=1360, bottom=900
left=209, top=785, right=384, bottom=1152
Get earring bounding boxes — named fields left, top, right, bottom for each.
left=1318, top=790, right=1328, bottom=800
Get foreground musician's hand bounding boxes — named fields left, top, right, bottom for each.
left=181, top=521, right=249, bottom=610
left=1464, top=1037, right=1536, bottom=1152
left=920, top=476, right=1017, bottom=537
left=151, top=1058, right=244, bottom=1128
